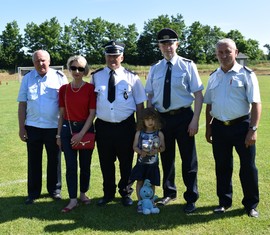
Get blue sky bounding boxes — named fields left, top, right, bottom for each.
left=0, top=0, right=269, bottom=52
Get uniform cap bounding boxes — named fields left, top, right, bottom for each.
left=104, top=40, right=125, bottom=55
left=157, top=28, right=178, bottom=43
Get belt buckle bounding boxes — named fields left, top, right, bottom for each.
left=169, top=110, right=175, bottom=115
left=223, top=121, right=230, bottom=126
left=73, top=121, right=77, bottom=126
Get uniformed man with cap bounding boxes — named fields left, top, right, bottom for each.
left=145, top=28, right=204, bottom=213
left=204, top=38, right=261, bottom=218
left=91, top=40, right=147, bottom=207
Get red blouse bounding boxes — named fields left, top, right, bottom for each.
left=59, top=83, right=96, bottom=122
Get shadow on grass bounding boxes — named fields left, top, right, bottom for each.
left=0, top=195, right=246, bottom=233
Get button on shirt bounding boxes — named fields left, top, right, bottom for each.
left=145, top=55, right=204, bottom=113
left=203, top=62, right=261, bottom=121
left=92, top=66, right=147, bottom=123
left=17, top=68, right=68, bottom=128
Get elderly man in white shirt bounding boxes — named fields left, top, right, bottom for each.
left=17, top=50, right=68, bottom=204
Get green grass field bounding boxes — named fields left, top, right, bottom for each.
left=0, top=75, right=270, bottom=235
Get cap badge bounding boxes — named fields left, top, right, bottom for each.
left=163, top=35, right=170, bottom=39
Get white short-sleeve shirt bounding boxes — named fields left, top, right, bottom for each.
left=203, top=62, right=261, bottom=121
left=17, top=68, right=68, bottom=128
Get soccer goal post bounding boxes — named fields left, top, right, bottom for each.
left=18, top=66, right=64, bottom=82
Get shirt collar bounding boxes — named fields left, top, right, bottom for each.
left=105, top=66, right=124, bottom=75
left=163, top=54, right=178, bottom=66
left=218, top=62, right=242, bottom=74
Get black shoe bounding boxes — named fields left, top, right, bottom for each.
left=213, top=205, right=231, bottom=214
left=248, top=208, right=259, bottom=218
left=52, top=193, right=62, bottom=200
left=121, top=196, right=133, bottom=206
left=184, top=203, right=196, bottom=214
left=25, top=197, right=34, bottom=205
left=156, top=196, right=176, bottom=206
left=97, top=197, right=114, bottom=206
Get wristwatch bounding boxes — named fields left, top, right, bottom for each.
left=249, top=126, right=257, bottom=131
left=56, top=135, right=61, bottom=138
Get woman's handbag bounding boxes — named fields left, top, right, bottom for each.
left=65, top=84, right=95, bottom=150
left=71, top=132, right=95, bottom=150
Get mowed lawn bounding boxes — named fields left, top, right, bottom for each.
left=0, top=74, right=269, bottom=235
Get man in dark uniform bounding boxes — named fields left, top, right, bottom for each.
left=145, top=28, right=204, bottom=213
left=91, top=40, right=147, bottom=206
left=204, top=38, right=261, bottom=218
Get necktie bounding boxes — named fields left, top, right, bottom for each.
left=108, top=70, right=115, bottom=103
left=163, top=61, right=172, bottom=109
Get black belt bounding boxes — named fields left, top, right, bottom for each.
left=213, top=115, right=249, bottom=126
left=66, top=120, right=85, bottom=126
left=160, top=107, right=191, bottom=116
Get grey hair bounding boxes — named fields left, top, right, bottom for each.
left=32, top=50, right=50, bottom=63
left=67, top=55, right=90, bottom=76
left=216, top=38, right=237, bottom=50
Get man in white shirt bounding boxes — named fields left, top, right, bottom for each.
left=17, top=50, right=68, bottom=204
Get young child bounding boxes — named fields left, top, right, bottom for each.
left=129, top=107, right=165, bottom=213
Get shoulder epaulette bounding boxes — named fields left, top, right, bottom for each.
left=125, top=68, right=137, bottom=75
left=56, top=70, right=64, bottom=77
left=244, top=66, right=253, bottom=73
left=182, top=58, right=192, bottom=63
left=210, top=69, right=217, bottom=76
left=91, top=68, right=104, bottom=75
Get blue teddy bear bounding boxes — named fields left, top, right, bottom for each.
left=138, top=179, right=160, bottom=215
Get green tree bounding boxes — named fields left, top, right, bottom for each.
left=185, top=22, right=226, bottom=63
left=0, top=21, right=24, bottom=69
left=122, top=24, right=139, bottom=65
left=263, top=44, right=270, bottom=59
left=24, top=17, right=63, bottom=64
left=226, top=30, right=263, bottom=60
left=84, top=17, right=111, bottom=64
left=202, top=26, right=226, bottom=63
left=58, top=25, right=77, bottom=65
left=185, top=21, right=207, bottom=63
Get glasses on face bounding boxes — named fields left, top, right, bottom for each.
left=70, top=66, right=85, bottom=72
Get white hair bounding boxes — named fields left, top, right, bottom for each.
left=216, top=38, right=237, bottom=50
left=32, top=50, right=50, bottom=63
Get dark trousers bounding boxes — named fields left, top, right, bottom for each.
left=95, top=115, right=135, bottom=199
left=159, top=108, right=199, bottom=203
left=211, top=119, right=259, bottom=211
left=25, top=126, right=61, bottom=199
left=61, top=121, right=94, bottom=199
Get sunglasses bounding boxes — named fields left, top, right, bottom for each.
left=70, top=66, right=85, bottom=72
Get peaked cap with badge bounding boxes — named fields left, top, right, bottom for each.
left=104, top=40, right=125, bottom=55
left=157, top=28, right=178, bottom=43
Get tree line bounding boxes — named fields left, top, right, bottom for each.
left=0, top=14, right=269, bottom=70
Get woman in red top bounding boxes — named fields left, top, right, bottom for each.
left=57, top=55, right=96, bottom=213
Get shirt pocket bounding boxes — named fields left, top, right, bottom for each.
left=152, top=75, right=163, bottom=91
left=117, top=84, right=132, bottom=101
left=94, top=86, right=106, bottom=99
left=231, top=78, right=244, bottom=88
left=208, top=79, right=221, bottom=100
left=45, top=87, right=58, bottom=99
left=172, top=72, right=188, bottom=89
left=229, top=78, right=245, bottom=98
left=27, top=85, right=38, bottom=100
